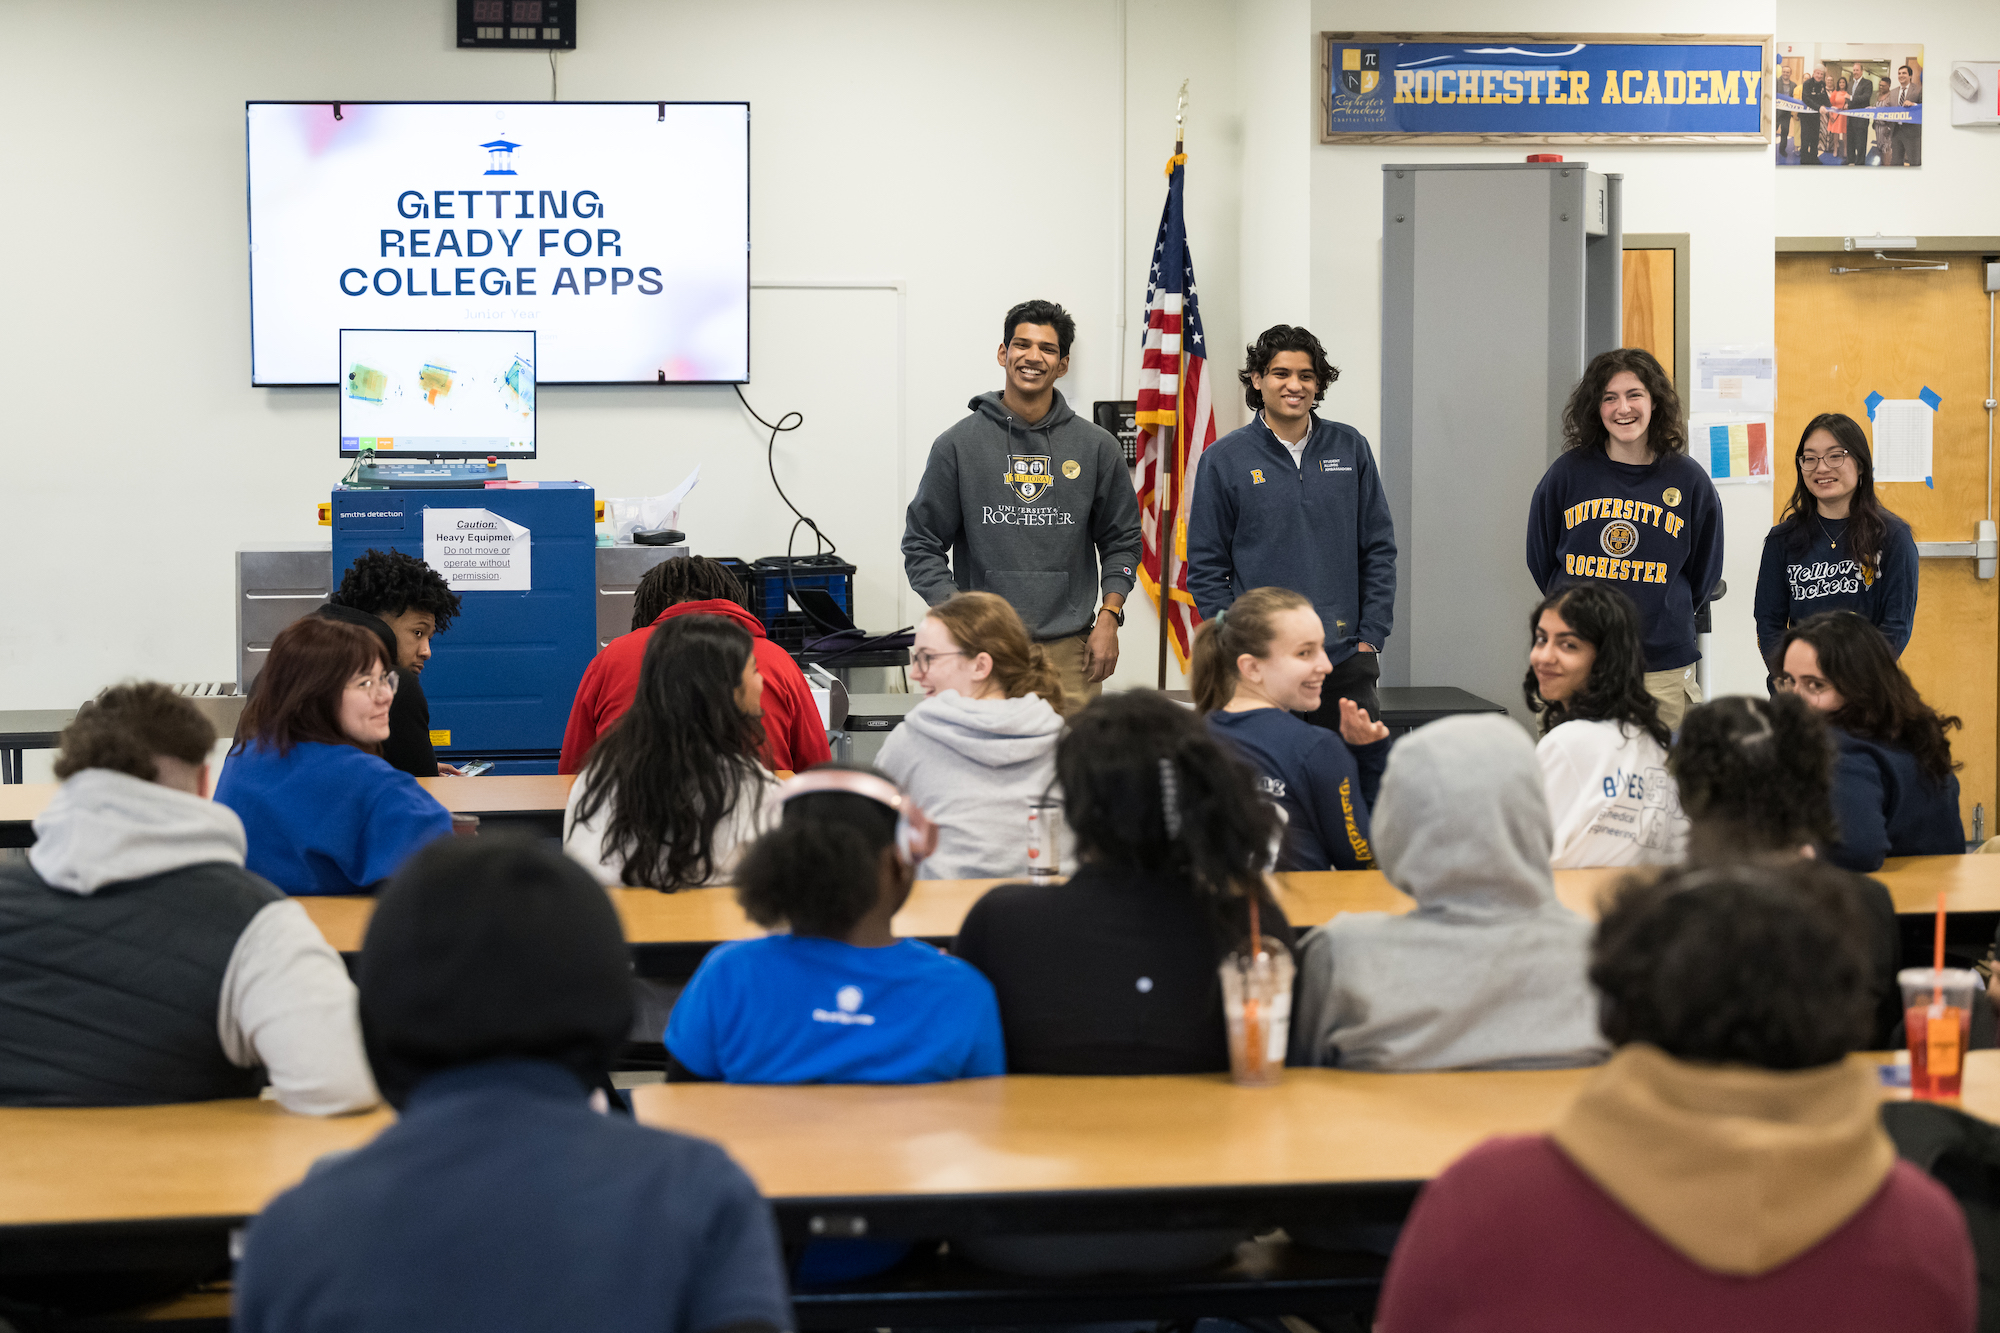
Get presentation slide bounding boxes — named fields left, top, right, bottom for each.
left=249, top=102, right=749, bottom=385
left=340, top=329, right=535, bottom=457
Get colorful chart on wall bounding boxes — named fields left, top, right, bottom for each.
left=1774, top=42, right=1925, bottom=167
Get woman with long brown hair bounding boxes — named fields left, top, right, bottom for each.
left=1776, top=610, right=1963, bottom=870
left=876, top=591, right=1066, bottom=879
left=1754, top=412, right=1918, bottom=665
left=1526, top=347, right=1725, bottom=731
left=215, top=617, right=452, bottom=895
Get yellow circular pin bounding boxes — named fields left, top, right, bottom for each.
left=1663, top=487, right=1682, bottom=507
left=1062, top=460, right=1080, bottom=479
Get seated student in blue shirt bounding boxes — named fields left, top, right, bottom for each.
left=666, top=766, right=1004, bottom=1085
left=1775, top=611, right=1965, bottom=870
left=234, top=837, right=791, bottom=1333
left=215, top=617, right=453, bottom=895
left=1193, top=585, right=1391, bottom=870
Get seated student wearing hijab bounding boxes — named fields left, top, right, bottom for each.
left=0, top=683, right=375, bottom=1113
left=234, top=838, right=791, bottom=1333
left=215, top=618, right=453, bottom=895
left=877, top=590, right=1066, bottom=879
left=563, top=615, right=778, bottom=891
left=1290, top=714, right=1606, bottom=1072
left=317, top=547, right=464, bottom=777
left=560, top=555, right=830, bottom=776
left=1526, top=584, right=1689, bottom=868
left=1670, top=694, right=1903, bottom=1048
left=1776, top=610, right=1965, bottom=870
left=1193, top=586, right=1390, bottom=871
left=1376, top=861, right=1975, bottom=1333
left=665, top=766, right=1002, bottom=1084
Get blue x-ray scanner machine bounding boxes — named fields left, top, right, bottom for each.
left=331, top=482, right=594, bottom=772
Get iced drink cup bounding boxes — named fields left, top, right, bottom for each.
left=1899, top=967, right=1979, bottom=1099
left=1221, top=938, right=1294, bottom=1087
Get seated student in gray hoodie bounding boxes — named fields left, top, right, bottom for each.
left=876, top=591, right=1068, bottom=880
left=1289, top=713, right=1607, bottom=1071
left=0, top=683, right=376, bottom=1113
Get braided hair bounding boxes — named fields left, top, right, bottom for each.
left=630, top=557, right=750, bottom=632
left=1057, top=691, right=1281, bottom=954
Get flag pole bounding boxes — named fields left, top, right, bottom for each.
left=1156, top=83, right=1186, bottom=692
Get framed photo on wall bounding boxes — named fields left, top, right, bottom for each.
left=1774, top=42, right=1926, bottom=166
left=1321, top=32, right=1773, bottom=144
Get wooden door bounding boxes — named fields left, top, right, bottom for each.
left=1775, top=253, right=1996, bottom=834
left=1622, top=248, right=1677, bottom=383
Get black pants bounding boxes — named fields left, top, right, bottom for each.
left=1302, top=649, right=1382, bottom=732
left=1848, top=120, right=1871, bottom=163
left=1799, top=112, right=1821, bottom=163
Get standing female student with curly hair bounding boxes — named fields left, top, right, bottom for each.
left=1526, top=348, right=1725, bottom=731
left=1524, top=584, right=1688, bottom=868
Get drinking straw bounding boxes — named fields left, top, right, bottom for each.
left=1243, top=889, right=1265, bottom=1075
left=1934, top=892, right=1947, bottom=1005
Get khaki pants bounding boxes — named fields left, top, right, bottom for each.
left=1039, top=633, right=1102, bottom=716
left=1644, top=664, right=1703, bottom=733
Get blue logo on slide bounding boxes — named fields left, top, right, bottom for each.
left=480, top=139, right=521, bottom=176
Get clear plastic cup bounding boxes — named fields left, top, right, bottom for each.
left=1221, top=938, right=1294, bottom=1087
left=1899, top=967, right=1979, bottom=1099
left=1026, top=799, right=1061, bottom=880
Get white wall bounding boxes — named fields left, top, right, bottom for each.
left=0, top=0, right=1245, bottom=732
left=1305, top=0, right=1781, bottom=698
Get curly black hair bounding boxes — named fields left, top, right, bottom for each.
left=1239, top=325, right=1339, bottom=411
left=1560, top=347, right=1687, bottom=457
left=735, top=773, right=902, bottom=939
left=1523, top=584, right=1668, bottom=748
left=1002, top=299, right=1076, bottom=359
left=1058, top=691, right=1284, bottom=954
left=1779, top=610, right=1960, bottom=786
left=630, top=556, right=749, bottom=632
left=330, top=548, right=462, bottom=633
left=1591, top=860, right=1877, bottom=1068
left=1669, top=694, right=1837, bottom=854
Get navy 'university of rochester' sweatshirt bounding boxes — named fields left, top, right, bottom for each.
left=1823, top=727, right=1965, bottom=873
left=1185, top=414, right=1397, bottom=665
left=901, top=391, right=1142, bottom=643
left=1207, top=707, right=1390, bottom=871
left=1752, top=513, right=1919, bottom=664
left=1526, top=449, right=1724, bottom=673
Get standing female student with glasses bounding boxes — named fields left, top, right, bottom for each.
left=1753, top=412, right=1918, bottom=666
left=216, top=617, right=453, bottom=895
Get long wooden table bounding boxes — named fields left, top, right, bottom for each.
left=293, top=856, right=2000, bottom=955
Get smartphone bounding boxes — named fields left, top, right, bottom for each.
left=458, top=760, right=495, bottom=777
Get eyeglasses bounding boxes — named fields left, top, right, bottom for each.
left=1799, top=449, right=1853, bottom=472
left=1773, top=673, right=1837, bottom=699
left=347, top=670, right=401, bottom=698
left=910, top=649, right=967, bottom=673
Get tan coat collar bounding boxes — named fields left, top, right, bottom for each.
left=1551, top=1043, right=1895, bottom=1275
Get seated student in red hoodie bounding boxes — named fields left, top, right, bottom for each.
left=1376, top=859, right=1975, bottom=1333
left=560, top=557, right=831, bottom=776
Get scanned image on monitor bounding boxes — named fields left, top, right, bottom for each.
left=339, top=329, right=535, bottom=457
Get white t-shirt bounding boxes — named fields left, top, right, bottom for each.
left=563, top=762, right=776, bottom=888
left=1537, top=719, right=1688, bottom=869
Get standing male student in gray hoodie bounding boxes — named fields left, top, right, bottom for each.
left=902, top=299, right=1144, bottom=708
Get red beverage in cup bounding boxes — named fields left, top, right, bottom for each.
left=1900, top=968, right=1979, bottom=1100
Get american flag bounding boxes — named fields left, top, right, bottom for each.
left=1132, top=147, right=1216, bottom=673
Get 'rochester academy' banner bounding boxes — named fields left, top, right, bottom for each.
left=1322, top=34, right=1772, bottom=143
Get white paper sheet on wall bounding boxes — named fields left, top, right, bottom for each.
left=1872, top=400, right=1934, bottom=485
left=1691, top=345, right=1777, bottom=416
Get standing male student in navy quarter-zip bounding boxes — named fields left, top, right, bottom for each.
left=1187, top=325, right=1398, bottom=724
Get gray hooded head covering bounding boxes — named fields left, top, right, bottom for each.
left=1288, top=715, right=1607, bottom=1071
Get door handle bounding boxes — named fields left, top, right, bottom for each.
left=1916, top=520, right=1999, bottom=579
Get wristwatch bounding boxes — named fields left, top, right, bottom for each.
left=1098, top=605, right=1126, bottom=628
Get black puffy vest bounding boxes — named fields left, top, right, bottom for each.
left=0, top=861, right=282, bottom=1105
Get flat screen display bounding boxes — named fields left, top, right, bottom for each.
left=248, top=101, right=749, bottom=385
left=339, top=328, right=536, bottom=458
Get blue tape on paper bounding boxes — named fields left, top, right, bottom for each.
left=1865, top=391, right=1884, bottom=419
left=1920, top=386, right=1942, bottom=411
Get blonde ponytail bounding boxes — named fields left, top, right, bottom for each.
left=928, top=591, right=1065, bottom=709
left=1188, top=587, right=1313, bottom=715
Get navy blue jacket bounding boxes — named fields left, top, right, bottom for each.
left=1207, top=707, right=1390, bottom=871
left=1824, top=727, right=1965, bottom=872
left=1186, top=415, right=1397, bottom=664
left=1753, top=512, right=1919, bottom=664
left=1526, top=449, right=1725, bottom=672
left=235, top=1059, right=791, bottom=1333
